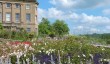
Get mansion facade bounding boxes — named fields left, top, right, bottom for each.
left=0, top=0, right=38, bottom=33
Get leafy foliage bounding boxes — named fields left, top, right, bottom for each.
left=0, top=23, right=3, bottom=30
left=0, top=36, right=110, bottom=63
left=38, top=18, right=69, bottom=37
left=38, top=18, right=52, bottom=37
left=53, top=20, right=69, bottom=36
left=84, top=33, right=110, bottom=44
left=32, top=36, right=110, bottom=63
left=0, top=29, right=35, bottom=41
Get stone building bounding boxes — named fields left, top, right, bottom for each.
left=0, top=0, right=38, bottom=33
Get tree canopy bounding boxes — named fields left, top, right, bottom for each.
left=38, top=18, right=52, bottom=36
left=53, top=20, right=69, bottom=36
left=38, top=18, right=69, bottom=37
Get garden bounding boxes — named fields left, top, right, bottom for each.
left=0, top=36, right=110, bottom=64
left=0, top=19, right=110, bottom=64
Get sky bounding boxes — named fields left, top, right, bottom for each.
left=37, top=0, right=110, bottom=35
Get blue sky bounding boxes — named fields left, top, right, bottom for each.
left=37, top=0, right=110, bottom=35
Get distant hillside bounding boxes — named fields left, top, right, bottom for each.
left=84, top=33, right=110, bottom=39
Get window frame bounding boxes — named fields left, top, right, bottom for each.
left=0, top=2, right=2, bottom=8
left=26, top=4, right=30, bottom=9
left=26, top=13, right=31, bottom=22
left=26, top=28, right=31, bottom=32
left=0, top=12, right=2, bottom=21
left=6, top=3, right=11, bottom=8
left=15, top=3, right=20, bottom=8
left=15, top=13, right=20, bottom=22
left=6, top=13, right=11, bottom=22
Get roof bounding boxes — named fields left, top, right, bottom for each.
left=0, top=0, right=39, bottom=5
left=1, top=0, right=37, bottom=3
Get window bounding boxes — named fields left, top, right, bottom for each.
left=26, top=4, right=30, bottom=9
left=26, top=28, right=31, bottom=32
left=36, top=16, right=37, bottom=22
left=0, top=3, right=2, bottom=8
left=6, top=3, right=11, bottom=8
left=6, top=13, right=11, bottom=21
left=0, top=13, right=2, bottom=21
left=26, top=13, right=31, bottom=22
left=15, top=13, right=20, bottom=22
left=15, top=3, right=20, bottom=8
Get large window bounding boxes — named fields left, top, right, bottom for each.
left=36, top=16, right=37, bottom=22
left=0, top=13, right=2, bottom=21
left=0, top=3, right=2, bottom=8
left=15, top=13, right=20, bottom=22
left=15, top=3, right=20, bottom=8
left=6, top=13, right=11, bottom=21
left=26, top=28, right=31, bottom=32
left=26, top=4, right=30, bottom=9
left=6, top=3, right=11, bottom=8
left=26, top=13, right=31, bottom=22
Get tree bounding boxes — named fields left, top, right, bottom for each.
left=38, top=18, right=52, bottom=36
left=38, top=18, right=69, bottom=37
left=53, top=20, right=69, bottom=36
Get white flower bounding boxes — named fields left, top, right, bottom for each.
left=82, top=54, right=86, bottom=57
left=24, top=54, right=26, bottom=57
left=44, top=43, right=46, bottom=45
left=89, top=54, right=93, bottom=58
left=41, top=47, right=45, bottom=50
left=62, top=51, right=64, bottom=53
left=104, top=59, right=107, bottom=61
left=19, top=51, right=23, bottom=56
left=46, top=50, right=50, bottom=55
left=33, top=43, right=36, bottom=45
left=102, top=48, right=105, bottom=51
left=9, top=53, right=13, bottom=56
left=39, top=50, right=41, bottom=53
left=17, top=55, right=20, bottom=58
left=29, top=46, right=35, bottom=51
left=13, top=51, right=17, bottom=55
left=1, top=56, right=4, bottom=58
left=78, top=55, right=80, bottom=57
left=48, top=49, right=55, bottom=53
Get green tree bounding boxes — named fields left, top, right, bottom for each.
left=53, top=20, right=69, bottom=36
left=38, top=18, right=52, bottom=37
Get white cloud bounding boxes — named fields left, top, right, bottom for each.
left=38, top=7, right=110, bottom=34
left=38, top=8, right=47, bottom=22
left=38, top=7, right=79, bottom=21
left=48, top=8, right=64, bottom=19
left=49, top=0, right=110, bottom=9
left=90, top=28, right=100, bottom=33
left=49, top=0, right=56, bottom=5
left=50, top=0, right=75, bottom=8
left=73, top=26, right=100, bottom=34
left=79, top=13, right=110, bottom=26
left=38, top=8, right=64, bottom=22
left=103, top=9, right=110, bottom=15
left=77, top=26, right=83, bottom=29
left=106, top=26, right=110, bottom=30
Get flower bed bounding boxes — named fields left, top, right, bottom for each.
left=0, top=36, right=110, bottom=64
